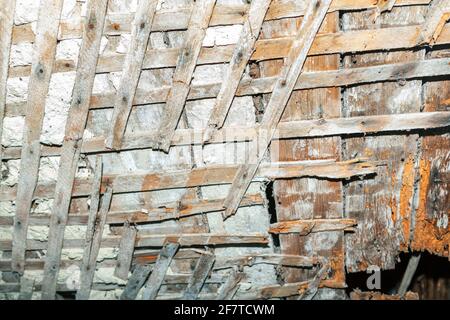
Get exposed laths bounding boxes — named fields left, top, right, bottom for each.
left=106, top=0, right=158, bottom=149
left=41, top=0, right=109, bottom=300
left=222, top=0, right=333, bottom=219
left=11, top=0, right=64, bottom=274
left=151, top=0, right=216, bottom=152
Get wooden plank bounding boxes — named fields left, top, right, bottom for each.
left=342, top=5, right=426, bottom=272
left=410, top=49, right=450, bottom=258
left=183, top=252, right=215, bottom=300
left=222, top=0, right=332, bottom=219
left=214, top=254, right=319, bottom=270
left=8, top=55, right=449, bottom=117
left=205, top=0, right=271, bottom=135
left=0, top=0, right=15, bottom=161
left=105, top=0, right=158, bottom=149
left=18, top=277, right=34, bottom=300
left=10, top=0, right=431, bottom=45
left=120, top=264, right=152, bottom=300
left=269, top=219, right=357, bottom=235
left=0, top=233, right=268, bottom=251
left=11, top=0, right=64, bottom=274
left=417, top=0, right=450, bottom=45
left=75, top=187, right=113, bottom=300
left=10, top=21, right=450, bottom=82
left=0, top=159, right=377, bottom=201
left=216, top=269, right=244, bottom=300
left=75, top=157, right=104, bottom=299
left=142, top=242, right=179, bottom=300
left=152, top=0, right=216, bottom=152
left=41, top=0, right=109, bottom=299
left=114, top=221, right=137, bottom=280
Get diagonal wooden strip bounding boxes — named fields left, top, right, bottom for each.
left=0, top=0, right=16, bottom=161
left=183, top=252, right=215, bottom=300
left=215, top=269, right=244, bottom=300
left=205, top=0, right=271, bottom=136
left=11, top=0, right=64, bottom=274
left=41, top=0, right=109, bottom=300
left=105, top=0, right=158, bottom=150
left=142, top=242, right=180, bottom=300
left=76, top=186, right=113, bottom=300
left=18, top=277, right=34, bottom=300
left=120, top=264, right=152, bottom=300
left=152, top=0, right=216, bottom=152
left=222, top=0, right=332, bottom=219
left=417, top=0, right=450, bottom=45
left=114, top=221, right=137, bottom=280
left=269, top=219, right=357, bottom=235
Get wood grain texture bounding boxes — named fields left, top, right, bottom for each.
left=0, top=0, right=15, bottom=161
left=142, top=242, right=179, bottom=300
left=76, top=187, right=113, bottom=300
left=222, top=0, right=333, bottom=219
left=417, top=0, right=450, bottom=45
left=183, top=252, right=215, bottom=300
left=106, top=0, right=158, bottom=150
left=152, top=0, right=216, bottom=152
left=114, top=221, right=137, bottom=280
left=120, top=264, right=152, bottom=300
left=11, top=0, right=64, bottom=274
left=205, top=0, right=271, bottom=134
left=41, top=0, right=109, bottom=299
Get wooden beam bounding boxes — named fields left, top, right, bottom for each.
left=114, top=221, right=137, bottom=280
left=0, top=159, right=378, bottom=201
left=0, top=233, right=269, bottom=251
left=11, top=0, right=64, bottom=274
left=41, top=0, right=109, bottom=300
left=120, top=264, right=152, bottom=300
left=142, top=242, right=179, bottom=300
left=214, top=254, right=319, bottom=270
left=205, top=0, right=271, bottom=135
left=222, top=0, right=332, bottom=219
left=0, top=0, right=15, bottom=161
left=183, top=252, right=215, bottom=300
left=76, top=187, right=113, bottom=300
left=105, top=0, right=158, bottom=150
left=152, top=0, right=216, bottom=152
left=417, top=0, right=450, bottom=45
left=269, top=219, right=357, bottom=235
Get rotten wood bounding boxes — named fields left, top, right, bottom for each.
left=215, top=269, right=244, bottom=300
left=222, top=0, right=333, bottom=219
left=152, top=0, right=216, bottom=152
left=18, top=277, right=34, bottom=300
left=11, top=0, right=64, bottom=274
left=41, top=0, right=109, bottom=300
left=183, top=252, right=215, bottom=300
left=417, top=0, right=450, bottom=45
left=105, top=0, right=158, bottom=149
left=114, top=221, right=137, bottom=281
left=142, top=242, right=180, bottom=300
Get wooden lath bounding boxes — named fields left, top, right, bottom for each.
left=8, top=23, right=450, bottom=80
left=222, top=0, right=333, bottom=218
left=41, top=0, right=109, bottom=300
left=106, top=0, right=158, bottom=150
left=151, top=0, right=216, bottom=152
left=205, top=0, right=271, bottom=135
left=11, top=0, right=64, bottom=274
left=0, top=0, right=15, bottom=161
